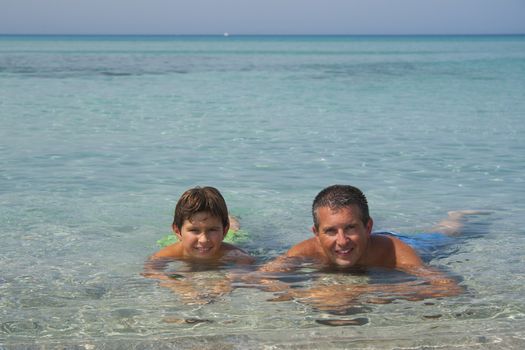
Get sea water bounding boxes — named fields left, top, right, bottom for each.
left=1, top=35, right=524, bottom=349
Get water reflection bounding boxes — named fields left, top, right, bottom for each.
left=144, top=256, right=463, bottom=319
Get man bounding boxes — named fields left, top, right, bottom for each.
left=260, top=185, right=479, bottom=307
left=287, top=184, right=423, bottom=269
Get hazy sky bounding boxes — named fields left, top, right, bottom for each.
left=1, top=0, right=524, bottom=35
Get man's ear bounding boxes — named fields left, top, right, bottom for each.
left=172, top=224, right=183, bottom=240
left=366, top=217, right=374, bottom=235
left=311, top=225, right=319, bottom=237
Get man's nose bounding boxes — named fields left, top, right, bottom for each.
left=336, top=230, right=348, bottom=244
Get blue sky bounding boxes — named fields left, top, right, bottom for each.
left=1, top=0, right=524, bottom=35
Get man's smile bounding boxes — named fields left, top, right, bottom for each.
left=334, top=247, right=352, bottom=256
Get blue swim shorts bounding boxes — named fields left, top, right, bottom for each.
left=374, top=231, right=458, bottom=262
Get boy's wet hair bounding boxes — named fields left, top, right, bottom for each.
left=312, top=185, right=370, bottom=228
left=174, top=186, right=229, bottom=229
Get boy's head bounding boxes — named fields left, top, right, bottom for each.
left=173, top=186, right=230, bottom=230
left=312, top=185, right=370, bottom=229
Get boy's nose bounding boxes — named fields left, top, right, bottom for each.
left=198, top=233, right=209, bottom=243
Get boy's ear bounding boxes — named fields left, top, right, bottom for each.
left=172, top=224, right=183, bottom=240
left=223, top=224, right=230, bottom=238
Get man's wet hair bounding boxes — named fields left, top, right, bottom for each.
left=312, top=185, right=370, bottom=228
left=174, top=186, right=229, bottom=229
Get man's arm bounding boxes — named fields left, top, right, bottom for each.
left=378, top=235, right=463, bottom=299
left=283, top=236, right=462, bottom=310
left=233, top=254, right=302, bottom=293
left=395, top=265, right=463, bottom=300
left=234, top=240, right=319, bottom=292
left=281, top=263, right=462, bottom=312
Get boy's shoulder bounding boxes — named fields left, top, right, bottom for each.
left=152, top=242, right=184, bottom=259
left=221, top=242, right=255, bottom=264
left=151, top=242, right=254, bottom=264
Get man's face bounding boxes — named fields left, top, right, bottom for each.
left=313, top=205, right=373, bottom=267
left=173, top=212, right=228, bottom=260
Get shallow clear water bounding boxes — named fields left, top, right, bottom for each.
left=1, top=35, right=524, bottom=349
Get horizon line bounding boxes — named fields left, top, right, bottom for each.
left=1, top=33, right=524, bottom=37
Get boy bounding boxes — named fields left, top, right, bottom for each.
left=144, top=186, right=253, bottom=303
left=151, top=186, right=252, bottom=263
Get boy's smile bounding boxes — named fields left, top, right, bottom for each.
left=173, top=212, right=228, bottom=260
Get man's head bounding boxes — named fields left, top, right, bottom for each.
left=311, top=185, right=373, bottom=267
left=312, top=185, right=370, bottom=229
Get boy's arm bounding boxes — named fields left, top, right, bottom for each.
left=142, top=256, right=172, bottom=281
left=142, top=254, right=233, bottom=304
left=160, top=276, right=232, bottom=305
left=142, top=244, right=182, bottom=280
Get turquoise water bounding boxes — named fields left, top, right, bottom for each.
left=1, top=35, right=524, bottom=348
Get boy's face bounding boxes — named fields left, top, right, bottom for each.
left=312, top=205, right=373, bottom=267
left=173, top=212, right=228, bottom=260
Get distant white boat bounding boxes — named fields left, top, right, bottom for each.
left=223, top=32, right=229, bottom=37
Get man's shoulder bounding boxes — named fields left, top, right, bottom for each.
left=369, top=233, right=423, bottom=268
left=286, top=238, right=321, bottom=258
